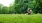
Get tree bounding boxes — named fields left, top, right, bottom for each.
left=13, top=0, right=28, bottom=14
left=1, top=6, right=9, bottom=14
left=0, top=4, right=3, bottom=13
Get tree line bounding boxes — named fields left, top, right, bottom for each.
left=0, top=0, right=42, bottom=14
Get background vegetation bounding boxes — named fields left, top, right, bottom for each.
left=0, top=0, right=42, bottom=14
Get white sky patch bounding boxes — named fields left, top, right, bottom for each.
left=0, top=0, right=15, bottom=7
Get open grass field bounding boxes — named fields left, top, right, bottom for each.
left=0, top=14, right=42, bottom=23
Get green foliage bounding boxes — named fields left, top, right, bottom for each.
left=0, top=0, right=42, bottom=14
left=14, top=0, right=28, bottom=14
left=33, top=0, right=42, bottom=14
left=0, top=4, right=9, bottom=14
left=0, top=4, right=2, bottom=13
left=1, top=6, right=9, bottom=14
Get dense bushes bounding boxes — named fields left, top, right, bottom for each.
left=0, top=0, right=42, bottom=14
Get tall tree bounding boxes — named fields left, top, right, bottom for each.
left=14, top=0, right=28, bottom=13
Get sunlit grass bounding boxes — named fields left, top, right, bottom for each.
left=0, top=14, right=42, bottom=23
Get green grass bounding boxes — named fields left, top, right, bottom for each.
left=0, top=14, right=42, bottom=23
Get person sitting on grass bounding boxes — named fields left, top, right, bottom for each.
left=27, top=8, right=32, bottom=15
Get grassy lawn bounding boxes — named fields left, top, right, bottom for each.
left=0, top=14, right=42, bottom=23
